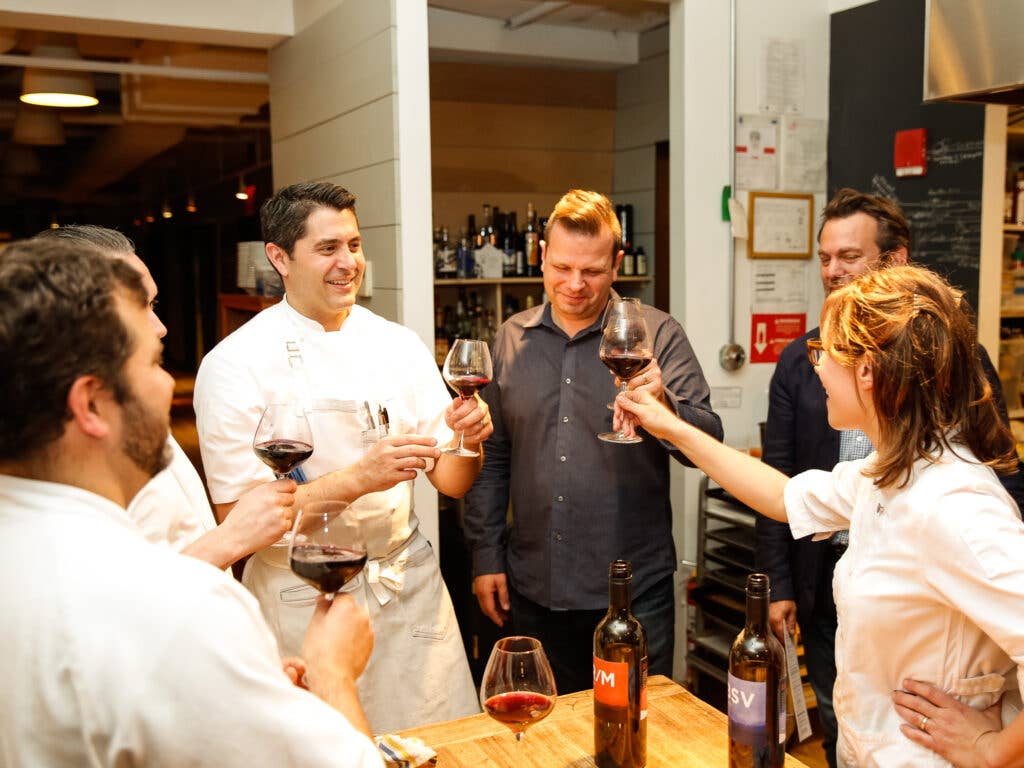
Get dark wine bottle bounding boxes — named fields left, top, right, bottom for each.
left=593, top=559, right=647, bottom=768
left=728, top=573, right=787, bottom=768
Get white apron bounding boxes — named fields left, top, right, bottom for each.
left=243, top=337, right=478, bottom=734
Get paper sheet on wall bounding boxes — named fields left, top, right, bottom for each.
left=759, top=38, right=804, bottom=115
left=752, top=260, right=808, bottom=314
left=781, top=117, right=827, bottom=192
left=736, top=114, right=779, bottom=191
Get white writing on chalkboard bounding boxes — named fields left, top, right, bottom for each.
left=928, top=138, right=984, bottom=167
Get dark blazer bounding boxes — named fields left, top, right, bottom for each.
left=755, top=327, right=1024, bottom=621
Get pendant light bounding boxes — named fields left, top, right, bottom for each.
left=235, top=175, right=249, bottom=200
left=20, top=43, right=98, bottom=108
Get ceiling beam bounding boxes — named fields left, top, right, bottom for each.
left=0, top=53, right=268, bottom=83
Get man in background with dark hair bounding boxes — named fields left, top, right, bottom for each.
left=0, top=239, right=381, bottom=766
left=34, top=224, right=297, bottom=570
left=194, top=181, right=486, bottom=732
left=755, top=187, right=1024, bottom=768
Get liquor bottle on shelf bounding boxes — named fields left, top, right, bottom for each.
left=1015, top=170, right=1024, bottom=226
left=616, top=204, right=636, bottom=277
left=635, top=246, right=648, bottom=277
left=593, top=559, right=647, bottom=768
left=434, top=306, right=449, bottom=366
left=489, top=206, right=501, bottom=246
left=524, top=202, right=540, bottom=277
left=728, top=573, right=786, bottom=768
left=478, top=204, right=492, bottom=249
left=435, top=226, right=456, bottom=279
left=456, top=227, right=473, bottom=279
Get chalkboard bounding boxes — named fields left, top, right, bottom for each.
left=828, top=0, right=986, bottom=311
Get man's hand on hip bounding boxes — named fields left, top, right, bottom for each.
left=473, top=573, right=509, bottom=627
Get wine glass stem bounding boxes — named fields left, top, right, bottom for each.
left=455, top=395, right=467, bottom=451
left=616, top=382, right=629, bottom=438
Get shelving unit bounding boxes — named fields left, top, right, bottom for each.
left=690, top=475, right=817, bottom=725
left=434, top=275, right=651, bottom=327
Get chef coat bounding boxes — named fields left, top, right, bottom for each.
left=786, top=447, right=1024, bottom=767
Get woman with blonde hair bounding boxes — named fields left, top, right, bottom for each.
left=617, top=265, right=1024, bottom=767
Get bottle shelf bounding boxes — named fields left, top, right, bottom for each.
left=435, top=276, right=651, bottom=286
left=1006, top=224, right=1024, bottom=234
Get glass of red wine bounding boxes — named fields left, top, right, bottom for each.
left=441, top=338, right=493, bottom=457
left=480, top=636, right=557, bottom=749
left=288, top=500, right=367, bottom=601
left=598, top=297, right=652, bottom=444
left=253, top=403, right=314, bottom=479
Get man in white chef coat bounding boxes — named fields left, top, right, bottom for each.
left=194, top=181, right=490, bottom=733
left=34, top=224, right=297, bottom=569
left=0, top=238, right=382, bottom=766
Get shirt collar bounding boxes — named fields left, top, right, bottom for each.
left=527, top=296, right=612, bottom=340
left=279, top=294, right=363, bottom=335
left=0, top=473, right=137, bottom=530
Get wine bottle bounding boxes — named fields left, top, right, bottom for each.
left=728, top=573, right=787, bottom=768
left=524, top=202, right=540, bottom=276
left=593, top=559, right=647, bottom=768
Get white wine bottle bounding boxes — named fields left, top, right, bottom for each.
left=728, top=572, right=787, bottom=768
left=593, top=559, right=647, bottom=768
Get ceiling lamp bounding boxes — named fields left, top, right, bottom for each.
left=161, top=199, right=173, bottom=219
left=20, top=44, right=98, bottom=108
left=235, top=175, right=249, bottom=200
left=12, top=105, right=65, bottom=146
left=186, top=192, right=197, bottom=213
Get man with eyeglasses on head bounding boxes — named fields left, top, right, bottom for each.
left=754, top=187, right=1024, bottom=768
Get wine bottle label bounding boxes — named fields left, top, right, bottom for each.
left=593, top=656, right=647, bottom=714
left=727, top=672, right=768, bottom=749
left=777, top=678, right=787, bottom=744
left=593, top=657, right=629, bottom=707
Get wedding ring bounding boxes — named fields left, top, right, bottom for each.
left=920, top=716, right=929, bottom=731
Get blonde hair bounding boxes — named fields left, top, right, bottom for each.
left=543, top=189, right=622, bottom=260
left=822, top=265, right=1016, bottom=488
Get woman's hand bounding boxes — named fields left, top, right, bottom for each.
left=614, top=388, right=681, bottom=442
left=893, top=678, right=1003, bottom=768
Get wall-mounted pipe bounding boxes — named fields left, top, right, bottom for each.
left=718, top=0, right=746, bottom=372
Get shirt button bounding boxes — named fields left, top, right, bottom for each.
left=557, top=495, right=564, bottom=502
left=565, top=378, right=572, bottom=384
left=554, top=533, right=563, bottom=541
left=562, top=416, right=569, bottom=423
left=560, top=456, right=566, bottom=462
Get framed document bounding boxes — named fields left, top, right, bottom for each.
left=747, top=191, right=814, bottom=259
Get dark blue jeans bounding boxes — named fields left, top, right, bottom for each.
left=804, top=586, right=839, bottom=768
left=508, top=574, right=676, bottom=695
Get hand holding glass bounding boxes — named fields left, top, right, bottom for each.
left=442, top=339, right=493, bottom=457
left=598, top=297, right=652, bottom=444
left=253, top=403, right=314, bottom=478
left=480, top=636, right=557, bottom=746
left=288, top=501, right=367, bottom=601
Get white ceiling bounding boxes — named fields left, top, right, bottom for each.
left=427, top=0, right=669, bottom=34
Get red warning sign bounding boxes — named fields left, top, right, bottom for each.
left=750, top=314, right=806, bottom=364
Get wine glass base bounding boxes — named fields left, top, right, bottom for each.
left=443, top=446, right=480, bottom=457
left=597, top=431, right=643, bottom=444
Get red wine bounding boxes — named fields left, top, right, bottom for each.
left=483, top=691, right=554, bottom=733
left=254, top=439, right=313, bottom=475
left=448, top=374, right=491, bottom=398
left=600, top=353, right=651, bottom=381
left=289, top=544, right=367, bottom=593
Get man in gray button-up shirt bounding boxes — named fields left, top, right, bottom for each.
left=464, top=189, right=723, bottom=693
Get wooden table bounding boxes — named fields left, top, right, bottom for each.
left=400, top=675, right=809, bottom=767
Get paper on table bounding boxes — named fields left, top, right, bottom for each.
left=784, top=630, right=812, bottom=742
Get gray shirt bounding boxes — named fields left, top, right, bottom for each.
left=464, top=301, right=723, bottom=610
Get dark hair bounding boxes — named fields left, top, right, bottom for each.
left=0, top=239, right=147, bottom=461
left=819, top=188, right=911, bottom=258
left=32, top=223, right=136, bottom=255
left=260, top=182, right=357, bottom=256
left=543, top=189, right=622, bottom=260
left=822, top=265, right=1016, bottom=489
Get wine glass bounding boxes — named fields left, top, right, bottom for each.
left=598, top=297, right=653, bottom=444
left=253, top=403, right=314, bottom=479
left=442, top=339, right=493, bottom=457
left=288, top=500, right=367, bottom=601
left=480, top=636, right=557, bottom=747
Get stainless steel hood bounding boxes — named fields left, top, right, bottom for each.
left=924, top=0, right=1024, bottom=105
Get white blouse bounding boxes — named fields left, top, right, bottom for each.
left=785, top=447, right=1024, bottom=767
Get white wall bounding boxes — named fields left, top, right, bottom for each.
left=671, top=0, right=832, bottom=674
